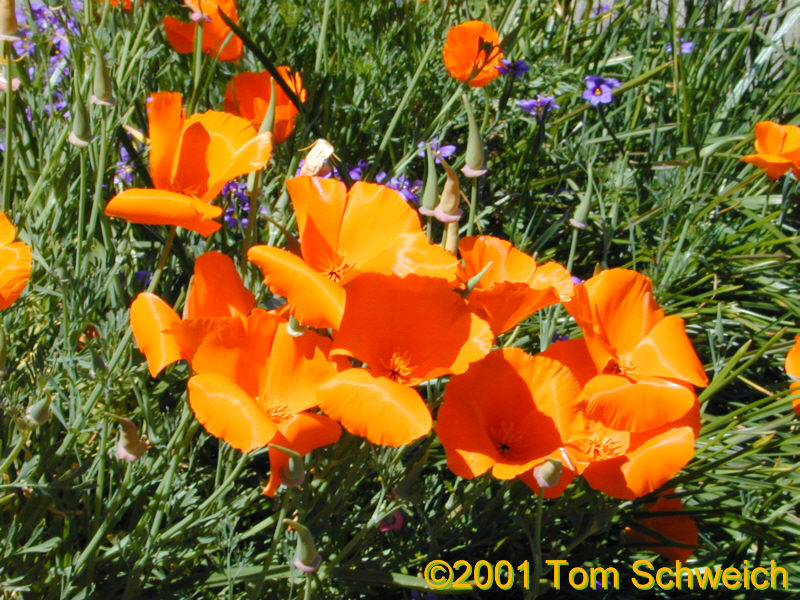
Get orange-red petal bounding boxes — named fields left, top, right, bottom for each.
left=105, top=188, right=222, bottom=236
left=186, top=251, right=255, bottom=319
left=130, top=292, right=183, bottom=377
left=146, top=91, right=185, bottom=190
left=316, top=369, right=432, bottom=446
left=628, top=315, right=708, bottom=387
left=0, top=242, right=31, bottom=309
left=625, top=493, right=698, bottom=562
left=247, top=245, right=345, bottom=330
left=442, top=20, right=504, bottom=87
left=187, top=374, right=278, bottom=451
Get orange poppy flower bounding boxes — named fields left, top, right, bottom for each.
left=442, top=20, right=503, bottom=87
left=317, top=273, right=493, bottom=447
left=130, top=251, right=256, bottom=377
left=248, top=176, right=458, bottom=330
left=565, top=269, right=708, bottom=432
left=785, top=335, right=800, bottom=414
left=223, top=67, right=306, bottom=143
left=0, top=211, right=31, bottom=310
left=162, top=0, right=243, bottom=62
left=105, top=92, right=271, bottom=236
left=740, top=121, right=800, bottom=179
left=435, top=348, right=584, bottom=480
left=624, top=492, right=698, bottom=561
left=458, top=235, right=574, bottom=335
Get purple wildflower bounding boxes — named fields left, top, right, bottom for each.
left=134, top=270, right=152, bottom=287
left=222, top=180, right=251, bottom=230
left=114, top=145, right=135, bottom=186
left=495, top=58, right=530, bottom=77
left=666, top=38, right=694, bottom=55
left=592, top=3, right=612, bottom=15
left=416, top=136, right=456, bottom=164
left=551, top=332, right=569, bottom=343
left=348, top=159, right=370, bottom=181
left=517, top=95, right=560, bottom=118
left=582, top=75, right=620, bottom=106
left=376, top=172, right=422, bottom=204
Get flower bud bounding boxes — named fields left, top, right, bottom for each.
left=0, top=0, right=19, bottom=41
left=109, top=414, right=149, bottom=462
left=570, top=192, right=591, bottom=229
left=90, top=51, right=115, bottom=108
left=419, top=145, right=438, bottom=215
left=533, top=458, right=562, bottom=489
left=69, top=95, right=92, bottom=148
left=284, top=519, right=322, bottom=573
left=24, top=397, right=51, bottom=428
left=271, top=443, right=305, bottom=487
left=461, top=93, right=487, bottom=178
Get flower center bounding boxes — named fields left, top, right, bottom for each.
left=604, top=356, right=636, bottom=376
left=594, top=87, right=602, bottom=95
left=381, top=351, right=414, bottom=383
left=322, top=254, right=352, bottom=283
left=575, top=433, right=624, bottom=461
left=489, top=420, right=525, bottom=460
left=258, top=393, right=294, bottom=424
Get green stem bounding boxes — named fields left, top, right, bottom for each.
left=532, top=489, right=544, bottom=598
left=315, top=0, right=331, bottom=72
left=147, top=226, right=176, bottom=293
left=466, top=177, right=478, bottom=237
left=2, top=42, right=15, bottom=213
left=0, top=427, right=31, bottom=480
left=76, top=151, right=88, bottom=271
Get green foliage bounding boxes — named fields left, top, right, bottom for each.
left=1, top=0, right=799, bottom=598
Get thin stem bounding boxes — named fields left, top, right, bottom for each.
left=2, top=42, right=15, bottom=213
left=147, top=226, right=176, bottom=293
left=315, top=0, right=331, bottom=72
left=532, top=489, right=544, bottom=598
left=0, top=427, right=31, bottom=480
left=466, top=177, right=478, bottom=237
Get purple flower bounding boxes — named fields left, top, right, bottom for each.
left=666, top=38, right=694, bottom=55
left=495, top=58, right=530, bottom=77
left=134, top=270, right=152, bottom=287
left=592, top=3, right=612, bottom=15
left=114, top=145, right=135, bottom=186
left=551, top=332, right=569, bottom=343
left=517, top=95, right=560, bottom=118
left=222, top=180, right=252, bottom=230
left=416, top=136, right=456, bottom=164
left=348, top=159, right=370, bottom=181
left=376, top=172, right=422, bottom=204
left=582, top=75, right=620, bottom=106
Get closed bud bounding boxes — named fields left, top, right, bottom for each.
left=419, top=145, right=438, bottom=214
left=259, top=78, right=276, bottom=135
left=461, top=93, right=487, bottom=178
left=271, top=443, right=305, bottom=487
left=108, top=414, right=149, bottom=462
left=90, top=51, right=115, bottom=107
left=533, top=458, right=562, bottom=489
left=24, top=397, right=51, bottom=428
left=570, top=192, right=590, bottom=229
left=284, top=519, right=322, bottom=573
left=69, top=96, right=92, bottom=147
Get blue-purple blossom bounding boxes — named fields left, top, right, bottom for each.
left=582, top=75, right=620, bottom=106
left=495, top=58, right=530, bottom=77
left=552, top=332, right=569, bottom=343
left=348, top=160, right=370, bottom=181
left=114, top=145, right=135, bottom=186
left=375, top=172, right=423, bottom=204
left=222, top=180, right=252, bottom=230
left=666, top=38, right=694, bottom=55
left=416, top=136, right=456, bottom=164
left=592, top=3, right=612, bottom=15
left=517, top=95, right=560, bottom=118
left=134, top=270, right=152, bottom=287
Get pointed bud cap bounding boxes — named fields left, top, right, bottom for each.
left=109, top=414, right=149, bottom=462
left=533, top=458, right=562, bottom=489
left=90, top=51, right=116, bottom=107
left=24, top=397, right=51, bottom=428
left=271, top=443, right=305, bottom=487
left=570, top=192, right=591, bottom=229
left=419, top=145, right=439, bottom=213
left=284, top=519, right=322, bottom=573
left=259, top=78, right=276, bottom=135
left=69, top=96, right=92, bottom=147
left=379, top=510, right=404, bottom=532
left=461, top=93, right=487, bottom=177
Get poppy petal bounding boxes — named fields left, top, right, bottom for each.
left=187, top=374, right=278, bottom=452
left=186, top=251, right=255, bottom=318
left=0, top=210, right=16, bottom=246
left=584, top=374, right=697, bottom=432
left=0, top=242, right=31, bottom=309
left=162, top=16, right=197, bottom=55
left=786, top=336, right=800, bottom=379
left=247, top=245, right=345, bottom=330
left=628, top=315, right=708, bottom=387
left=105, top=188, right=222, bottom=236
left=146, top=91, right=185, bottom=190
left=317, top=369, right=432, bottom=446
left=129, top=292, right=183, bottom=377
